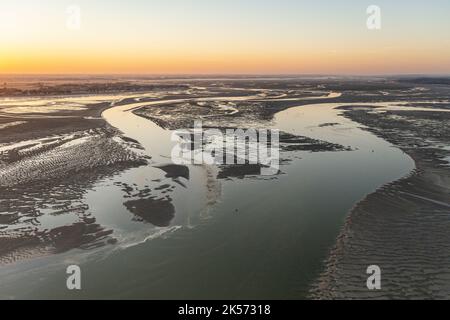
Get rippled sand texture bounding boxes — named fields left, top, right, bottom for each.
left=0, top=129, right=144, bottom=186
left=1, top=78, right=449, bottom=299
left=311, top=109, right=450, bottom=299
left=0, top=128, right=146, bottom=265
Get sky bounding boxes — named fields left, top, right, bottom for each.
left=1, top=0, right=449, bottom=75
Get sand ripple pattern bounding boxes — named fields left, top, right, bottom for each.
left=311, top=170, right=450, bottom=299
left=0, top=128, right=146, bottom=266
left=311, top=109, right=450, bottom=299
left=0, top=129, right=143, bottom=187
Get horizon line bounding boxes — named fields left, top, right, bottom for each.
left=1, top=72, right=450, bottom=78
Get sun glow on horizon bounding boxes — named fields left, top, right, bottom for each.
left=1, top=0, right=450, bottom=75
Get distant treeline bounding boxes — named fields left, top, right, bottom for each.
left=397, top=77, right=450, bottom=85
left=0, top=82, right=190, bottom=97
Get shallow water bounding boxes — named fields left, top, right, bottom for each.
left=0, top=95, right=416, bottom=299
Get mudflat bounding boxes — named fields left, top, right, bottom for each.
left=0, top=76, right=449, bottom=299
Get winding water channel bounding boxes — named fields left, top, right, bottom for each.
left=0, top=93, right=416, bottom=299
left=89, top=94, right=414, bottom=298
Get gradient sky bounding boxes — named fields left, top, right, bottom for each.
left=1, top=0, right=449, bottom=75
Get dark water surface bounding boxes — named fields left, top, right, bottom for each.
left=0, top=97, right=414, bottom=299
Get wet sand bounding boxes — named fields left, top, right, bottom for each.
left=0, top=77, right=449, bottom=299
left=0, top=94, right=151, bottom=265
left=311, top=108, right=450, bottom=299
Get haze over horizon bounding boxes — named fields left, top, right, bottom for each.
left=1, top=0, right=450, bottom=75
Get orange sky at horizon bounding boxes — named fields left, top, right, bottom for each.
left=3, top=50, right=449, bottom=76
left=1, top=0, right=449, bottom=75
